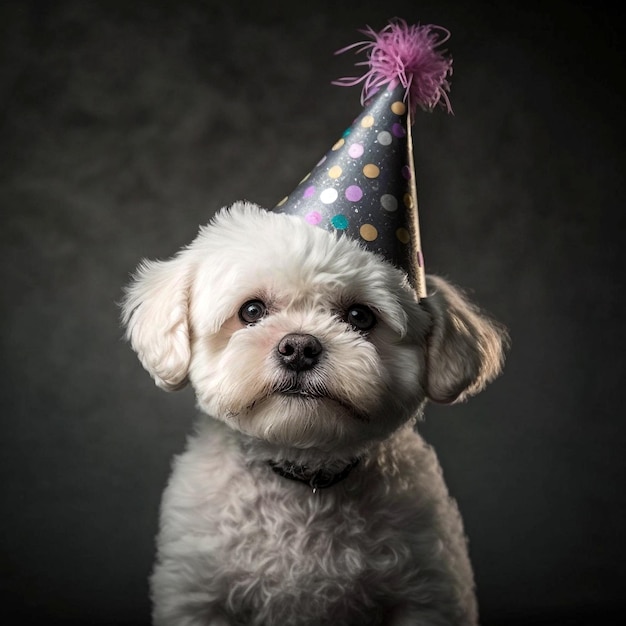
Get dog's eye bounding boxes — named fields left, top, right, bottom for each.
left=238, top=300, right=267, bottom=325
left=344, top=304, right=377, bottom=332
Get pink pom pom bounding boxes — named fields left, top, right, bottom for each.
left=333, top=18, right=453, bottom=114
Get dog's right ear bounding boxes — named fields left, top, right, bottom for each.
left=120, top=253, right=194, bottom=391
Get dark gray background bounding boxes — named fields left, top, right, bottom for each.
left=1, top=1, right=624, bottom=624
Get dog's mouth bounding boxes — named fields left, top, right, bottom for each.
left=282, top=391, right=320, bottom=401
left=279, top=386, right=324, bottom=399
left=274, top=378, right=368, bottom=422
left=276, top=378, right=335, bottom=402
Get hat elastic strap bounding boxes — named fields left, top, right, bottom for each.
left=406, top=106, right=427, bottom=299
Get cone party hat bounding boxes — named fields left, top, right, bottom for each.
left=274, top=19, right=453, bottom=299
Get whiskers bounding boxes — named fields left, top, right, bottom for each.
left=273, top=373, right=330, bottom=398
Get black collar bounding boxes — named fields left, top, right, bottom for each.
left=268, top=458, right=360, bottom=492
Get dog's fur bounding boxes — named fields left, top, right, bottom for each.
left=121, top=201, right=507, bottom=626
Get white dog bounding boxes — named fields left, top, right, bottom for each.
left=121, top=201, right=507, bottom=626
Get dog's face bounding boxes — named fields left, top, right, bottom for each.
left=186, top=207, right=432, bottom=454
left=122, top=202, right=506, bottom=455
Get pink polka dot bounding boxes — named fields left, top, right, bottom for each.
left=348, top=143, right=364, bottom=158
left=401, top=165, right=411, bottom=180
left=345, top=185, right=363, bottom=202
left=305, top=211, right=322, bottom=225
left=392, top=123, right=406, bottom=138
left=303, top=185, right=315, bottom=199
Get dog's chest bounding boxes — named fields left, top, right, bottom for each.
left=218, top=478, right=410, bottom=624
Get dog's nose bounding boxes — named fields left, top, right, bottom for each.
left=277, top=333, right=323, bottom=371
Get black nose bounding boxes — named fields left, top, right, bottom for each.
left=277, top=333, right=323, bottom=371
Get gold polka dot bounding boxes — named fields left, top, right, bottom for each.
left=360, top=224, right=378, bottom=241
left=332, top=138, right=345, bottom=151
left=361, top=115, right=375, bottom=128
left=403, top=192, right=414, bottom=209
left=299, top=172, right=310, bottom=184
left=277, top=196, right=288, bottom=207
left=362, top=164, right=380, bottom=178
left=391, top=101, right=406, bottom=115
left=396, top=227, right=410, bottom=244
left=328, top=165, right=342, bottom=179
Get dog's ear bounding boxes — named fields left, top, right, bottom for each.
left=120, top=253, right=194, bottom=391
left=420, top=275, right=509, bottom=404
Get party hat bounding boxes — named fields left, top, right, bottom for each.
left=274, top=19, right=453, bottom=298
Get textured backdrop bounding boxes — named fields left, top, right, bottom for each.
left=1, top=1, right=624, bottom=624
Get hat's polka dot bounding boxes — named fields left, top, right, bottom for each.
left=377, top=131, right=392, bottom=145
left=277, top=196, right=288, bottom=207
left=331, top=214, right=349, bottom=230
left=417, top=250, right=424, bottom=267
left=381, top=194, right=398, bottom=212
left=305, top=211, right=323, bottom=225
left=317, top=155, right=327, bottom=166
left=401, top=165, right=411, bottom=180
left=303, top=185, right=316, bottom=199
left=396, top=227, right=410, bottom=244
left=360, top=224, right=378, bottom=241
left=320, top=188, right=338, bottom=204
left=332, top=138, right=345, bottom=151
left=361, top=115, right=375, bottom=128
left=345, top=185, right=363, bottom=202
left=342, top=127, right=352, bottom=138
left=403, top=192, right=415, bottom=209
left=363, top=164, right=380, bottom=178
left=300, top=172, right=311, bottom=183
left=391, top=101, right=406, bottom=115
left=328, top=165, right=342, bottom=179
left=348, top=143, right=364, bottom=158
left=392, top=123, right=406, bottom=138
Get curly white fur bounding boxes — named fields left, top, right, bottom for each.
left=121, top=202, right=507, bottom=626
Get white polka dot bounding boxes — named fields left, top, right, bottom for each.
left=377, top=131, right=392, bottom=145
left=320, top=188, right=338, bottom=204
left=381, top=194, right=398, bottom=212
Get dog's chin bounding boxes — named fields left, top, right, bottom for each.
left=227, top=392, right=372, bottom=451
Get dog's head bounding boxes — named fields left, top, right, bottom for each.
left=121, top=202, right=507, bottom=455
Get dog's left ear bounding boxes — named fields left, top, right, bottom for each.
left=120, top=253, right=194, bottom=391
left=420, top=275, right=509, bottom=404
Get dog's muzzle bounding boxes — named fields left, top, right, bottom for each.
left=277, top=333, right=323, bottom=372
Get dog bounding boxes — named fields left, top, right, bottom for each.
left=121, top=201, right=507, bottom=626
